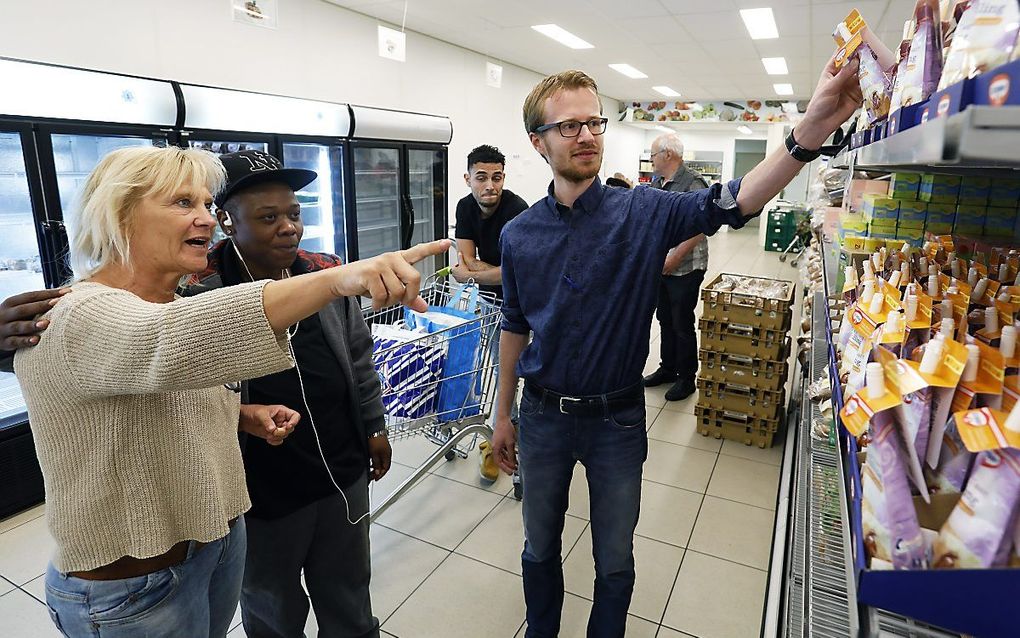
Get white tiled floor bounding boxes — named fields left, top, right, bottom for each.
left=0, top=230, right=801, bottom=637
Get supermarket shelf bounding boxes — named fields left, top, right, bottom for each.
left=762, top=357, right=799, bottom=637
left=830, top=106, right=1020, bottom=175
left=355, top=196, right=400, bottom=204
left=814, top=247, right=963, bottom=638
left=357, top=221, right=400, bottom=233
left=805, top=290, right=858, bottom=637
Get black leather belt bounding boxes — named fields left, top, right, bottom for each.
left=523, top=381, right=644, bottom=417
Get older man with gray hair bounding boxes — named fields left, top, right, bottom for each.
left=642, top=132, right=710, bottom=401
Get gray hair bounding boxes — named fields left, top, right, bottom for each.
left=652, top=133, right=685, bottom=158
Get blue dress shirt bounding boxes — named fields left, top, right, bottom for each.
left=500, top=176, right=754, bottom=396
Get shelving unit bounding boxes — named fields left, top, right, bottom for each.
left=831, top=106, right=1020, bottom=175
left=636, top=154, right=724, bottom=185
left=764, top=234, right=968, bottom=637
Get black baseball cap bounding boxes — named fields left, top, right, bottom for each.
left=214, top=150, right=318, bottom=208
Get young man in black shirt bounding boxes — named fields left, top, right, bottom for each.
left=452, top=144, right=528, bottom=481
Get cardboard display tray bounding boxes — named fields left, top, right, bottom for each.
left=701, top=273, right=794, bottom=331
left=698, top=347, right=790, bottom=391
left=696, top=378, right=786, bottom=420
left=699, top=318, right=789, bottom=360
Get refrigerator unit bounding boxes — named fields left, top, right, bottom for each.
left=347, top=106, right=452, bottom=278
left=0, top=57, right=452, bottom=518
left=0, top=60, right=180, bottom=517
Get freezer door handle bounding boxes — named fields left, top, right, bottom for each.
left=400, top=194, right=414, bottom=249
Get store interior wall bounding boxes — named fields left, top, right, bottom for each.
left=733, top=139, right=768, bottom=179
left=0, top=0, right=640, bottom=227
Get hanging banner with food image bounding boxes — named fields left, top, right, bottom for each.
left=621, top=99, right=804, bottom=123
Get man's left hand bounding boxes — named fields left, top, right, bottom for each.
left=368, top=434, right=392, bottom=481
left=451, top=251, right=473, bottom=282
left=795, top=55, right=863, bottom=150
left=662, top=256, right=682, bottom=275
left=240, top=404, right=300, bottom=446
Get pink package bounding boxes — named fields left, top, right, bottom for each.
left=933, top=447, right=1020, bottom=568
left=862, top=411, right=930, bottom=569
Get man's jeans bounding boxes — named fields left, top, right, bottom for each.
left=517, top=386, right=647, bottom=638
left=44, top=517, right=246, bottom=638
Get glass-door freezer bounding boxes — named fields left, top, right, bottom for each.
left=352, top=146, right=402, bottom=260
left=407, top=147, right=445, bottom=277
left=0, top=130, right=43, bottom=429
left=50, top=134, right=154, bottom=228
left=282, top=142, right=346, bottom=257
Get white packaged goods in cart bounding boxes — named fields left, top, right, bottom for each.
left=365, top=275, right=504, bottom=519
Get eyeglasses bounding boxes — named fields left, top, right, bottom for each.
left=533, top=117, right=609, bottom=138
left=649, top=150, right=666, bottom=158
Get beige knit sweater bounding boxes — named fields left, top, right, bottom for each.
left=14, top=281, right=294, bottom=572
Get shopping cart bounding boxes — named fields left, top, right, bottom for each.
left=365, top=273, right=506, bottom=521
left=779, top=215, right=813, bottom=267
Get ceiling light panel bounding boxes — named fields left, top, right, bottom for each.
left=530, top=24, right=594, bottom=49
left=774, top=83, right=794, bottom=95
left=737, top=125, right=753, bottom=135
left=652, top=85, right=680, bottom=97
left=739, top=8, right=779, bottom=40
left=761, top=57, right=788, bottom=75
left=608, top=63, right=648, bottom=79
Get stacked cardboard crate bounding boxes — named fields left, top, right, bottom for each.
left=695, top=274, right=793, bottom=448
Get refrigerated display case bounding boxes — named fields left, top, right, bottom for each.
left=0, top=129, right=43, bottom=430
left=351, top=145, right=403, bottom=261
left=407, top=147, right=445, bottom=276
left=50, top=134, right=153, bottom=221
left=283, top=142, right=345, bottom=257
left=346, top=105, right=451, bottom=276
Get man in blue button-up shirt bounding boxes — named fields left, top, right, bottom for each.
left=490, top=62, right=862, bottom=638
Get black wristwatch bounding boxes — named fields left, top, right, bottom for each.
left=785, top=129, right=822, bottom=163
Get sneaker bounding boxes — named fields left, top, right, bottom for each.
left=643, top=368, right=678, bottom=387
left=478, top=441, right=499, bottom=482
left=665, top=377, right=696, bottom=401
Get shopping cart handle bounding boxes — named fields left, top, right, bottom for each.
left=435, top=266, right=452, bottom=278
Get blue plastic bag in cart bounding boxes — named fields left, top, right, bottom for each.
left=371, top=324, right=446, bottom=420
left=405, top=283, right=484, bottom=422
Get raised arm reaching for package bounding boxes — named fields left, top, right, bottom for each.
left=734, top=54, right=863, bottom=217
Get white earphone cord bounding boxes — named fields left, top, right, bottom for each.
left=230, top=238, right=372, bottom=526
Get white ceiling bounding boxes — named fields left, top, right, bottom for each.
left=325, top=0, right=915, bottom=101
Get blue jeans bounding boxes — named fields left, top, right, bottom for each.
left=44, top=518, right=247, bottom=638
left=517, top=387, right=647, bottom=638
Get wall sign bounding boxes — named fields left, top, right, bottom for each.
left=231, top=0, right=278, bottom=29
left=378, top=25, right=406, bottom=62
left=486, top=62, right=503, bottom=88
